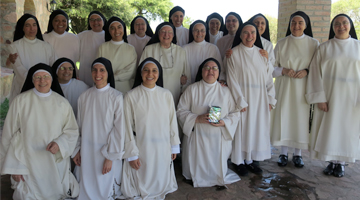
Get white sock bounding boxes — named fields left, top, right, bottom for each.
left=294, top=148, right=301, bottom=156
left=245, top=159, right=253, bottom=165
left=281, top=146, right=288, bottom=155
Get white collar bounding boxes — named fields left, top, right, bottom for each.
left=135, top=33, right=147, bottom=39
left=141, top=83, right=156, bottom=91
left=95, top=83, right=110, bottom=91
left=193, top=40, right=206, bottom=45
left=51, top=30, right=66, bottom=37
left=23, top=36, right=37, bottom=43
left=60, top=78, right=72, bottom=86
left=110, top=40, right=124, bottom=45
left=33, top=88, right=52, bottom=97
left=290, top=33, right=305, bottom=39
left=202, top=79, right=217, bottom=86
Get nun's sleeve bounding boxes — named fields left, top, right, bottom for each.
left=168, top=91, right=181, bottom=147
left=71, top=97, right=83, bottom=158
left=113, top=46, right=137, bottom=82
left=226, top=56, right=248, bottom=110
left=122, top=94, right=140, bottom=159
left=220, top=91, right=240, bottom=141
left=176, top=86, right=197, bottom=137
left=272, top=43, right=284, bottom=78
left=46, top=43, right=57, bottom=66
left=265, top=59, right=277, bottom=108
left=7, top=45, right=28, bottom=82
left=181, top=51, right=191, bottom=91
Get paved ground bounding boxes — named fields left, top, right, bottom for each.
left=1, top=146, right=360, bottom=200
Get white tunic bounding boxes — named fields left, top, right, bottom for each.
left=7, top=37, right=56, bottom=103
left=183, top=40, right=222, bottom=83
left=216, top=34, right=235, bottom=60
left=1, top=89, right=79, bottom=199
left=175, top=25, right=189, bottom=47
left=177, top=80, right=240, bottom=187
left=140, top=43, right=191, bottom=103
left=73, top=84, right=125, bottom=199
left=97, top=40, right=137, bottom=94
left=78, top=30, right=105, bottom=86
left=210, top=31, right=223, bottom=45
left=306, top=37, right=360, bottom=162
left=127, top=33, right=151, bottom=66
left=260, top=37, right=275, bottom=67
left=43, top=31, right=80, bottom=64
left=60, top=78, right=89, bottom=117
left=121, top=85, right=180, bottom=200
left=271, top=34, right=319, bottom=149
left=226, top=43, right=276, bottom=164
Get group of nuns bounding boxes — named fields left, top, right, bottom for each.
left=1, top=3, right=359, bottom=199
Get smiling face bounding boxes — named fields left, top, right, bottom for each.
left=141, top=63, right=159, bottom=88
left=91, top=63, right=108, bottom=89
left=333, top=16, right=350, bottom=39
left=202, top=61, right=219, bottom=84
left=57, top=62, right=73, bottom=84
left=23, top=18, right=38, bottom=40
left=33, top=71, right=52, bottom=93
left=89, top=14, right=104, bottom=32
left=253, top=16, right=266, bottom=36
left=159, top=26, right=174, bottom=48
left=134, top=18, right=147, bottom=37
left=240, top=25, right=256, bottom=48
left=171, top=11, right=184, bottom=27
left=290, top=16, right=306, bottom=37
left=109, top=21, right=124, bottom=41
left=209, top=19, right=221, bottom=35
left=192, top=23, right=206, bottom=43
left=52, top=14, right=67, bottom=34
left=225, top=15, right=239, bottom=35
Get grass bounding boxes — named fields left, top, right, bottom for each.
left=0, top=98, right=9, bottom=128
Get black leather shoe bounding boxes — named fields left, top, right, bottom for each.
left=333, top=164, right=345, bottom=178
left=323, top=162, right=334, bottom=175
left=277, top=154, right=288, bottom=167
left=236, top=164, right=249, bottom=176
left=246, top=163, right=263, bottom=174
left=292, top=155, right=304, bottom=168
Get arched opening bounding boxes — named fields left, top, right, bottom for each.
left=24, top=0, right=35, bottom=15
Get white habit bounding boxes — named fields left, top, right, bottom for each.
left=183, top=40, right=222, bottom=83
left=78, top=30, right=105, bottom=86
left=60, top=78, right=89, bottom=117
left=216, top=34, right=235, bottom=60
left=226, top=43, right=277, bottom=164
left=97, top=40, right=137, bottom=94
left=209, top=31, right=223, bottom=45
left=1, top=89, right=79, bottom=199
left=271, top=34, right=319, bottom=149
left=177, top=80, right=240, bottom=187
left=7, top=37, right=56, bottom=103
left=175, top=25, right=189, bottom=47
left=260, top=37, right=275, bottom=67
left=127, top=33, right=151, bottom=66
left=73, top=84, right=125, bottom=199
left=121, top=85, right=180, bottom=200
left=140, top=43, right=191, bottom=103
left=306, top=37, right=360, bottom=162
left=43, top=31, right=80, bottom=64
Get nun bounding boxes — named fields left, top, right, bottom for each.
left=270, top=11, right=319, bottom=168
left=140, top=22, right=190, bottom=103
left=121, top=57, right=180, bottom=199
left=1, top=63, right=79, bottom=199
left=127, top=16, right=153, bottom=66
left=226, top=22, right=276, bottom=176
left=52, top=57, right=89, bottom=117
left=97, top=16, right=137, bottom=94
left=43, top=9, right=80, bottom=65
left=78, top=11, right=107, bottom=86
left=306, top=14, right=359, bottom=177
left=183, top=20, right=222, bottom=83
left=72, top=57, right=125, bottom=199
left=206, top=12, right=225, bottom=45
left=169, top=6, right=189, bottom=47
left=177, top=58, right=240, bottom=188
left=6, top=14, right=57, bottom=104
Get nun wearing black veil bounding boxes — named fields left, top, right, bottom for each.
left=169, top=6, right=189, bottom=47
left=306, top=14, right=360, bottom=178
left=206, top=12, right=225, bottom=45
left=0, top=63, right=79, bottom=199
left=6, top=13, right=56, bottom=104
left=226, top=22, right=276, bottom=176
left=127, top=16, right=153, bottom=65
left=177, top=58, right=240, bottom=188
left=121, top=57, right=180, bottom=199
left=97, top=16, right=137, bottom=94
left=72, top=57, right=125, bottom=199
left=270, top=11, right=319, bottom=168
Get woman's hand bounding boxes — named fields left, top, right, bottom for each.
left=269, top=104, right=272, bottom=111
left=171, top=154, right=177, bottom=160
left=259, top=49, right=268, bottom=61
left=46, top=142, right=59, bottom=154
left=73, top=151, right=81, bottom=166
left=102, top=159, right=113, bottom=175
left=180, top=75, right=187, bottom=85
left=129, top=159, right=141, bottom=170
left=282, top=68, right=295, bottom=77
left=240, top=108, right=247, bottom=112
left=7, top=53, right=18, bottom=65
left=210, top=120, right=225, bottom=127
left=218, top=80, right=227, bottom=87
left=225, top=49, right=233, bottom=58
left=318, top=102, right=328, bottom=112
left=12, top=175, right=25, bottom=182
left=195, top=113, right=210, bottom=124
left=294, top=70, right=308, bottom=79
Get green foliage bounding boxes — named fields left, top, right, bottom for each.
left=331, top=0, right=360, bottom=38
left=265, top=15, right=278, bottom=46
left=182, top=16, right=193, bottom=29
left=0, top=99, right=9, bottom=127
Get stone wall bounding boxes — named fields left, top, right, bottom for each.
left=277, top=0, right=331, bottom=43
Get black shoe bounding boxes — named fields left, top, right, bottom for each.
left=252, top=160, right=260, bottom=167
left=323, top=162, right=334, bottom=175
left=215, top=185, right=227, bottom=191
left=246, top=162, right=263, bottom=174
left=183, top=178, right=193, bottom=186
left=277, top=154, right=288, bottom=167
left=292, top=155, right=304, bottom=168
left=236, top=164, right=249, bottom=176
left=333, top=164, right=345, bottom=178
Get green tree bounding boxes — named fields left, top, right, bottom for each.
left=265, top=15, right=278, bottom=46
left=331, top=0, right=360, bottom=38
left=182, top=16, right=193, bottom=29
left=131, top=0, right=173, bottom=22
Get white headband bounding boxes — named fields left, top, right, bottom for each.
left=90, top=14, right=103, bottom=21
left=160, top=25, right=172, bottom=31
left=209, top=18, right=220, bottom=24
left=141, top=61, right=157, bottom=71
left=25, top=17, right=35, bottom=22
left=56, top=61, right=72, bottom=74
left=33, top=70, right=52, bottom=83
left=109, top=21, right=124, bottom=30
left=92, top=62, right=105, bottom=68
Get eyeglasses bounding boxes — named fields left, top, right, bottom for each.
left=59, top=66, right=74, bottom=71
left=203, top=66, right=219, bottom=71
left=334, top=21, right=350, bottom=27
left=193, top=29, right=206, bottom=33
left=160, top=30, right=173, bottom=35
left=226, top=19, right=238, bottom=23
left=33, top=75, right=52, bottom=81
left=89, top=18, right=102, bottom=22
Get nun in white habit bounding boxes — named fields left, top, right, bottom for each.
left=140, top=22, right=190, bottom=103
left=43, top=9, right=80, bottom=65
left=6, top=14, right=57, bottom=104
left=183, top=20, right=222, bottom=83
left=226, top=22, right=276, bottom=176
left=127, top=16, right=154, bottom=66
left=306, top=14, right=360, bottom=178
left=72, top=57, right=125, bottom=199
left=177, top=58, right=240, bottom=189
left=97, top=16, right=137, bottom=94
left=78, top=11, right=106, bottom=86
left=206, top=13, right=225, bottom=45
left=169, top=6, right=189, bottom=47
left=270, top=11, right=319, bottom=168
left=121, top=57, right=180, bottom=200
left=1, top=63, right=79, bottom=199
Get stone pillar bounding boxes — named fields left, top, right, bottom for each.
left=278, top=0, right=331, bottom=43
